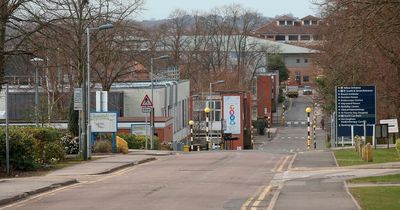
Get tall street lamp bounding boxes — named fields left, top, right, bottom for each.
left=30, top=57, right=44, bottom=127
left=82, top=23, right=113, bottom=160
left=209, top=80, right=224, bottom=148
left=150, top=55, right=169, bottom=150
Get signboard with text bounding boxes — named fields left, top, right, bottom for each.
left=90, top=112, right=118, bottom=133
left=336, top=86, right=376, bottom=136
left=223, top=96, right=241, bottom=134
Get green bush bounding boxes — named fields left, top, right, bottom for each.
left=395, top=139, right=400, bottom=157
left=43, top=142, right=65, bottom=164
left=118, top=133, right=160, bottom=150
left=0, top=127, right=40, bottom=171
left=93, top=140, right=112, bottom=153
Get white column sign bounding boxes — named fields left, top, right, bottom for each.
left=223, top=96, right=241, bottom=134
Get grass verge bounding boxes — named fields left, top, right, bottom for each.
left=333, top=148, right=400, bottom=166
left=350, top=186, right=400, bottom=210
left=349, top=173, right=400, bottom=183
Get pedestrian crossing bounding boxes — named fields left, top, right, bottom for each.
left=286, top=121, right=307, bottom=127
left=277, top=136, right=306, bottom=140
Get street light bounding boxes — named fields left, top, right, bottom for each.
left=82, top=23, right=113, bottom=160
left=30, top=57, right=44, bottom=127
left=150, top=55, right=169, bottom=150
left=209, top=80, right=224, bottom=148
left=306, top=107, right=312, bottom=149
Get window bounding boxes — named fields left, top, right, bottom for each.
left=303, top=76, right=310, bottom=82
left=289, top=35, right=298, bottom=41
left=279, top=20, right=285, bottom=25
left=266, top=35, right=274, bottom=39
left=304, top=20, right=310, bottom=25
left=300, top=35, right=311, bottom=40
left=275, top=35, right=285, bottom=41
left=211, top=100, right=222, bottom=122
left=286, top=20, right=293, bottom=25
left=312, top=20, right=318, bottom=25
left=304, top=58, right=308, bottom=63
left=296, top=59, right=300, bottom=63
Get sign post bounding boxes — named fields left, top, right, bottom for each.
left=336, top=86, right=376, bottom=143
left=141, top=95, right=153, bottom=150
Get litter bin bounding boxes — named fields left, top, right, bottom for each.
left=183, top=145, right=190, bottom=152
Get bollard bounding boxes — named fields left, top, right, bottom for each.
left=363, top=143, right=373, bottom=162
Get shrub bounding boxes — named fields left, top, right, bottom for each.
left=20, top=127, right=65, bottom=164
left=395, top=139, right=400, bottom=157
left=93, top=140, right=112, bottom=153
left=43, top=142, right=65, bottom=164
left=0, top=127, right=40, bottom=171
left=116, top=136, right=129, bottom=154
left=61, top=134, right=79, bottom=154
left=117, top=133, right=160, bottom=150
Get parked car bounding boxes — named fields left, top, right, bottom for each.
left=303, top=86, right=312, bottom=95
left=286, top=86, right=299, bottom=98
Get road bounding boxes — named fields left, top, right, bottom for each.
left=5, top=152, right=287, bottom=210
left=4, top=93, right=386, bottom=210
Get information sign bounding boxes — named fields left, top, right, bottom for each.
left=90, top=112, right=118, bottom=132
left=336, top=86, right=376, bottom=136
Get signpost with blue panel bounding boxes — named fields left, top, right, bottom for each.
left=336, top=86, right=376, bottom=138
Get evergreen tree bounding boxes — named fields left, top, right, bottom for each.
left=68, top=95, right=79, bottom=136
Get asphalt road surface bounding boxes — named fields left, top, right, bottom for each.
left=4, top=94, right=334, bottom=210
left=5, top=152, right=286, bottom=210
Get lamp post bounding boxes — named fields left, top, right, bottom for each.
left=204, top=107, right=210, bottom=150
left=150, top=55, right=169, bottom=150
left=30, top=57, right=44, bottom=126
left=82, top=23, right=113, bottom=160
left=306, top=107, right=312, bottom=149
left=209, top=80, right=224, bottom=148
left=189, top=120, right=194, bottom=151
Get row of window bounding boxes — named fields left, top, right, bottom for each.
left=273, top=35, right=312, bottom=41
left=278, top=20, right=318, bottom=26
left=296, top=58, right=308, bottom=63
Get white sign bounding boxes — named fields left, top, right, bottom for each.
left=90, top=112, right=117, bottom=132
left=379, top=119, right=399, bottom=133
left=96, top=91, right=108, bottom=112
left=223, top=96, right=241, bottom=134
left=73, top=88, right=82, bottom=110
left=142, top=107, right=152, bottom=113
left=131, top=124, right=147, bottom=135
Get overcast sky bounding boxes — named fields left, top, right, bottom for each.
left=138, top=0, right=319, bottom=20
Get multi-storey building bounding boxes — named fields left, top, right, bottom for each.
left=253, top=15, right=321, bottom=43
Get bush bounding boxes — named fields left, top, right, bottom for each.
left=43, top=142, right=65, bottom=164
left=61, top=134, right=79, bottom=154
left=117, top=133, right=160, bottom=150
left=93, top=140, right=112, bottom=153
left=252, top=119, right=266, bottom=135
left=116, top=136, right=129, bottom=154
left=395, top=139, right=400, bottom=157
left=20, top=127, right=65, bottom=164
left=0, top=127, right=40, bottom=171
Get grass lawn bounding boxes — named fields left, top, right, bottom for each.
left=351, top=186, right=400, bottom=210
left=333, top=148, right=400, bottom=166
left=349, top=173, right=400, bottom=183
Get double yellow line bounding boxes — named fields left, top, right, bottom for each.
left=241, top=155, right=292, bottom=210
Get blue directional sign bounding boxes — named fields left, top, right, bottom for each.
left=336, top=86, right=376, bottom=137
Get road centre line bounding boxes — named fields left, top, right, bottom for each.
left=250, top=185, right=272, bottom=209
left=277, top=156, right=290, bottom=172
left=241, top=185, right=265, bottom=210
left=271, top=156, right=285, bottom=172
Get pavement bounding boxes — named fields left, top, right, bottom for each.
left=0, top=150, right=176, bottom=207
